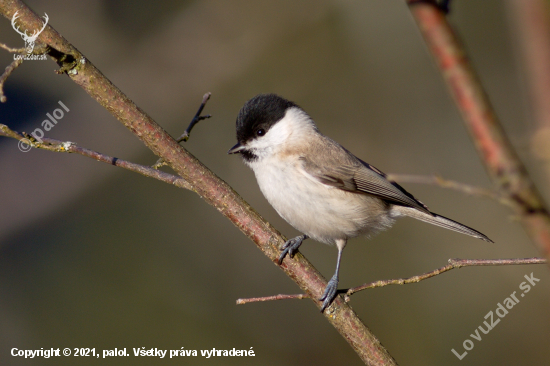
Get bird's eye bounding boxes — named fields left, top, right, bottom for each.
left=256, top=129, right=265, bottom=136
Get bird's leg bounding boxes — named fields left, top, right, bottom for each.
left=278, top=235, right=308, bottom=265
left=320, top=240, right=346, bottom=312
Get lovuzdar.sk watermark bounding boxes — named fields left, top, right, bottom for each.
left=451, top=272, right=540, bottom=360
left=11, top=11, right=48, bottom=61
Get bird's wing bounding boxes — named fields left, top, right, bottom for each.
left=298, top=138, right=432, bottom=215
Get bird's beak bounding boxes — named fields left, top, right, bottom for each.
left=228, top=142, right=246, bottom=154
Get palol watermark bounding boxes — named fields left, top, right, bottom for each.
left=11, top=11, right=48, bottom=61
left=451, top=272, right=540, bottom=360
left=18, top=101, right=70, bottom=152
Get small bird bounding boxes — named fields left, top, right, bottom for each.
left=228, top=94, right=492, bottom=312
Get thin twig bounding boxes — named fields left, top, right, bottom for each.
left=387, top=173, right=514, bottom=208
left=236, top=257, right=547, bottom=305
left=345, top=257, right=547, bottom=298
left=0, top=42, right=25, bottom=53
left=0, top=58, right=23, bottom=102
left=236, top=293, right=309, bottom=305
left=177, top=92, right=212, bottom=142
left=152, top=92, right=212, bottom=169
left=1, top=41, right=50, bottom=102
left=0, top=41, right=47, bottom=54
left=0, top=124, right=192, bottom=190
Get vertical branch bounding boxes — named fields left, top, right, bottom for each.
left=507, top=0, right=550, bottom=178
left=407, top=1, right=550, bottom=260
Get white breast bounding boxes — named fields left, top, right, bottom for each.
left=248, top=154, right=395, bottom=246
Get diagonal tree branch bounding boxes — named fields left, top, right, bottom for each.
left=0, top=2, right=396, bottom=365
left=407, top=0, right=550, bottom=261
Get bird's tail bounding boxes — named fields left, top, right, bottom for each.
left=391, top=206, right=493, bottom=243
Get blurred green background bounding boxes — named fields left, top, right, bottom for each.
left=1, top=0, right=549, bottom=365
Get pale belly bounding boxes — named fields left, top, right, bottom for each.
left=251, top=159, right=395, bottom=245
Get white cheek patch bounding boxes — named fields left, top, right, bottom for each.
left=263, top=116, right=293, bottom=146
left=255, top=108, right=312, bottom=145
left=247, top=112, right=294, bottom=154
left=246, top=107, right=316, bottom=159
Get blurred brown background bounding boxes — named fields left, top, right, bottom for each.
left=1, top=0, right=549, bottom=365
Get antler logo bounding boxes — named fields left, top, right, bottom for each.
left=11, top=11, right=48, bottom=55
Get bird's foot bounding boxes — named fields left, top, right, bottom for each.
left=320, top=274, right=339, bottom=312
left=278, top=235, right=308, bottom=265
